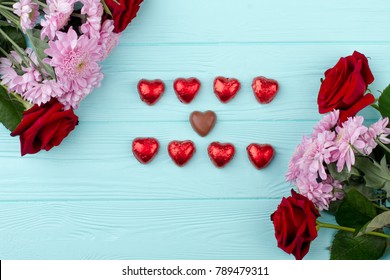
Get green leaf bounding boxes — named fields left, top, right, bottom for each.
left=26, top=30, right=55, bottom=78
left=0, top=86, right=27, bottom=131
left=330, top=230, right=387, bottom=260
left=328, top=163, right=361, bottom=183
left=0, top=20, right=11, bottom=27
left=335, top=188, right=377, bottom=228
left=361, top=211, right=390, bottom=235
left=328, top=163, right=348, bottom=182
left=0, top=26, right=27, bottom=57
left=354, top=156, right=390, bottom=190
left=378, top=84, right=390, bottom=118
left=327, top=200, right=343, bottom=216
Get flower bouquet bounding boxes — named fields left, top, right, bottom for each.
left=271, top=51, right=390, bottom=260
left=0, top=0, right=142, bottom=155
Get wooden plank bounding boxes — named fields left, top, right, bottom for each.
left=0, top=121, right=314, bottom=201
left=123, top=0, right=390, bottom=44
left=75, top=43, right=386, bottom=122
left=0, top=0, right=388, bottom=262
left=0, top=200, right=349, bottom=260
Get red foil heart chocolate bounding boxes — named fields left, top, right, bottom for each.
left=208, top=142, right=235, bottom=168
left=132, top=137, right=159, bottom=164
left=247, top=143, right=275, bottom=169
left=137, top=79, right=165, bottom=105
left=189, top=111, right=217, bottom=137
left=213, top=76, right=241, bottom=103
left=252, top=76, right=279, bottom=104
left=168, top=140, right=196, bottom=167
left=173, top=77, right=201, bottom=104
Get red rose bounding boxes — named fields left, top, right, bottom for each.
left=317, top=51, right=375, bottom=123
left=11, top=99, right=79, bottom=156
left=104, top=0, right=143, bottom=33
left=270, top=189, right=320, bottom=260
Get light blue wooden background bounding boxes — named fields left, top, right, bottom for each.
left=1, top=0, right=389, bottom=259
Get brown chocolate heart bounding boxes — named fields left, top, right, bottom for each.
left=189, top=111, right=216, bottom=137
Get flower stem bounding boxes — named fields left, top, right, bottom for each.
left=101, top=0, right=112, bottom=16
left=351, top=146, right=368, bottom=158
left=0, top=28, right=30, bottom=65
left=317, top=221, right=390, bottom=239
left=373, top=203, right=390, bottom=212
left=35, top=0, right=48, bottom=8
left=71, top=12, right=86, bottom=19
left=0, top=4, right=14, bottom=11
left=0, top=27, right=40, bottom=72
left=375, top=139, right=390, bottom=154
left=12, top=91, right=33, bottom=110
left=0, top=7, right=20, bottom=27
left=0, top=46, right=9, bottom=57
left=371, top=103, right=381, bottom=112
left=1, top=2, right=18, bottom=5
left=0, top=28, right=29, bottom=60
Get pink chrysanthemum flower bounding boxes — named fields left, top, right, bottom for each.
left=80, top=0, right=103, bottom=38
left=0, top=51, right=24, bottom=92
left=0, top=49, right=41, bottom=95
left=296, top=176, right=336, bottom=211
left=12, top=66, right=41, bottom=94
left=0, top=57, right=18, bottom=90
left=287, top=120, right=336, bottom=183
left=13, top=0, right=39, bottom=33
left=297, top=175, right=343, bottom=211
left=286, top=112, right=349, bottom=209
left=369, top=118, right=390, bottom=144
left=23, top=79, right=63, bottom=105
left=306, top=130, right=336, bottom=179
left=313, top=110, right=339, bottom=137
left=331, top=178, right=344, bottom=200
left=44, top=28, right=103, bottom=108
left=286, top=136, right=306, bottom=183
left=9, top=50, right=23, bottom=65
left=40, top=0, right=75, bottom=40
left=363, top=118, right=390, bottom=154
left=286, top=132, right=338, bottom=210
left=46, top=0, right=74, bottom=13
left=332, top=116, right=368, bottom=172
left=99, top=20, right=121, bottom=59
left=41, top=15, right=65, bottom=40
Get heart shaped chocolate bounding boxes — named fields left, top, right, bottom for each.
left=132, top=137, right=159, bottom=164
left=247, top=143, right=275, bottom=169
left=252, top=76, right=279, bottom=104
left=137, top=79, right=165, bottom=105
left=213, top=76, right=241, bottom=103
left=173, top=77, right=201, bottom=104
left=189, top=110, right=216, bottom=137
left=168, top=140, right=196, bottom=167
left=208, top=142, right=235, bottom=168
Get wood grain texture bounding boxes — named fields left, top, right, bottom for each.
left=0, top=200, right=340, bottom=260
left=0, top=0, right=389, bottom=260
left=123, top=0, right=390, bottom=44
left=0, top=121, right=314, bottom=201
left=76, top=43, right=386, bottom=122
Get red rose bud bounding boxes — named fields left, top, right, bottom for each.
left=317, top=51, right=375, bottom=123
left=270, top=189, right=320, bottom=260
left=11, top=99, right=79, bottom=156
left=104, top=0, right=143, bottom=33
